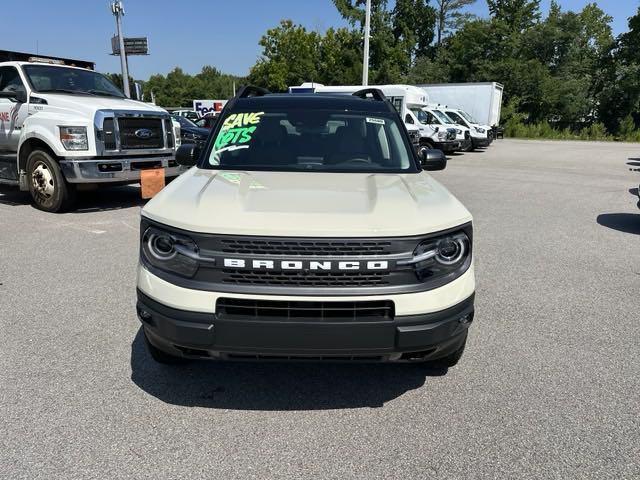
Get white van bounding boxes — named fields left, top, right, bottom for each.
left=413, top=106, right=472, bottom=152
left=439, top=107, right=493, bottom=149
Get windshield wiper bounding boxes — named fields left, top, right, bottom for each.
left=36, top=88, right=89, bottom=95
left=86, top=89, right=124, bottom=98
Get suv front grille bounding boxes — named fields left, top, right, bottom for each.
left=222, top=269, right=391, bottom=287
left=220, top=238, right=393, bottom=256
left=118, top=117, right=164, bottom=149
left=216, top=298, right=395, bottom=321
left=140, top=217, right=473, bottom=295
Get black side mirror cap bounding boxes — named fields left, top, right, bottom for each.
left=0, top=90, right=27, bottom=103
left=175, top=144, right=200, bottom=167
left=419, top=148, right=447, bottom=171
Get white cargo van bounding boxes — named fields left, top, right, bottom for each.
left=290, top=83, right=460, bottom=153
left=413, top=106, right=472, bottom=152
left=439, top=107, right=492, bottom=149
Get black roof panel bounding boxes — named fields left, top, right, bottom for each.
left=233, top=93, right=394, bottom=113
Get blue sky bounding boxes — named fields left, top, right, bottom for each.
left=2, top=1, right=637, bottom=79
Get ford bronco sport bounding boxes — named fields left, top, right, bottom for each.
left=136, top=86, right=475, bottom=368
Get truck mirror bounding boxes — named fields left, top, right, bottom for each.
left=0, top=90, right=27, bottom=103
left=419, top=148, right=447, bottom=171
left=175, top=144, right=200, bottom=167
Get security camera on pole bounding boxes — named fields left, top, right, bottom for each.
left=111, top=1, right=130, bottom=98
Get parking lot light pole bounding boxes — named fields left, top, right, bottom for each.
left=362, top=0, right=371, bottom=86
left=111, top=1, right=131, bottom=98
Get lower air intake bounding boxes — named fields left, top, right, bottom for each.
left=216, top=298, right=395, bottom=321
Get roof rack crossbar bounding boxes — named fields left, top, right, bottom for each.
left=235, top=85, right=270, bottom=99
left=352, top=88, right=386, bottom=102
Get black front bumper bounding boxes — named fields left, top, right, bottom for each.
left=433, top=140, right=461, bottom=153
left=471, top=137, right=491, bottom=148
left=136, top=290, right=475, bottom=362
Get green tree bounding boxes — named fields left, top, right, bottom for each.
left=248, top=20, right=365, bottom=90
left=487, top=0, right=541, bottom=31
left=392, top=0, right=437, bottom=55
left=248, top=20, right=321, bottom=91
left=595, top=7, right=640, bottom=133
left=332, top=0, right=438, bottom=82
left=434, top=0, right=477, bottom=46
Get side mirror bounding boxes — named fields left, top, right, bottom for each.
left=0, top=90, right=27, bottom=103
left=175, top=144, right=200, bottom=167
left=419, top=148, right=447, bottom=171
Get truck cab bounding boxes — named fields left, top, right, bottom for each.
left=440, top=107, right=493, bottom=149
left=412, top=106, right=472, bottom=152
left=0, top=54, right=182, bottom=212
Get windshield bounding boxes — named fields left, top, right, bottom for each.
left=458, top=110, right=478, bottom=124
left=23, top=65, right=125, bottom=98
left=409, top=108, right=436, bottom=125
left=205, top=109, right=416, bottom=173
left=172, top=115, right=198, bottom=129
left=432, top=110, right=454, bottom=124
left=446, top=111, right=468, bottom=127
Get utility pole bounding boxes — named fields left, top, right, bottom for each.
left=111, top=1, right=130, bottom=97
left=362, top=0, right=371, bottom=86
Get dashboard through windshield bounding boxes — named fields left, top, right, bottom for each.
left=204, top=109, right=417, bottom=173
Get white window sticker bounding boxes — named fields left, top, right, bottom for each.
left=366, top=117, right=385, bottom=125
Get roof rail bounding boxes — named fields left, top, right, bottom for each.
left=352, top=88, right=386, bottom=102
left=235, top=85, right=270, bottom=99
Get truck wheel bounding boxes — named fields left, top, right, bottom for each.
left=27, top=150, right=76, bottom=212
left=428, top=333, right=467, bottom=369
left=144, top=330, right=187, bottom=365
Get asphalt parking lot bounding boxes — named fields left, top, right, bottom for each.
left=1, top=139, right=638, bottom=479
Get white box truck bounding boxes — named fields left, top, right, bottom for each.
left=418, top=83, right=503, bottom=128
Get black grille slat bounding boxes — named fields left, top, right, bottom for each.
left=220, top=238, right=393, bottom=256
left=102, top=118, right=116, bottom=150
left=222, top=269, right=391, bottom=287
left=216, top=298, right=395, bottom=321
left=118, top=117, right=164, bottom=149
left=164, top=119, right=174, bottom=148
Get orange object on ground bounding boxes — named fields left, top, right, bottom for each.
left=140, top=168, right=165, bottom=199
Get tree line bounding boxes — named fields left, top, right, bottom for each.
left=122, top=1, right=640, bottom=140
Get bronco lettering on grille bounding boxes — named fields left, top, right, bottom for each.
left=223, top=259, right=389, bottom=271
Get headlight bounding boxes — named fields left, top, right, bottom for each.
left=437, top=131, right=448, bottom=140
left=59, top=126, right=88, bottom=150
left=456, top=128, right=462, bottom=134
left=141, top=227, right=199, bottom=278
left=403, top=231, right=471, bottom=283
left=475, top=127, right=486, bottom=134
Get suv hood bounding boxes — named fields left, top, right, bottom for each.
left=143, top=169, right=472, bottom=237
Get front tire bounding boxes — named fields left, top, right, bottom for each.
left=27, top=149, right=76, bottom=212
